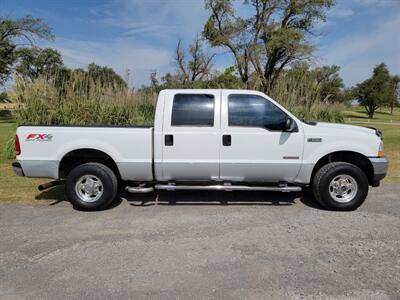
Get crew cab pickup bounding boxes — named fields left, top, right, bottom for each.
left=13, top=89, right=388, bottom=211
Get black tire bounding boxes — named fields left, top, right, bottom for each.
left=312, top=162, right=369, bottom=211
left=65, top=162, right=118, bottom=211
left=302, top=186, right=316, bottom=201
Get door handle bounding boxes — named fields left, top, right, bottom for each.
left=165, top=134, right=173, bottom=146
left=222, top=135, right=231, bottom=146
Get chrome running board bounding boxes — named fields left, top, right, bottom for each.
left=125, top=186, right=155, bottom=193
left=154, top=184, right=301, bottom=192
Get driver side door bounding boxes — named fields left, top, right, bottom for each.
left=219, top=91, right=304, bottom=183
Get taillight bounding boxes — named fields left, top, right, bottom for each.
left=378, top=141, right=384, bottom=157
left=15, top=135, right=21, bottom=156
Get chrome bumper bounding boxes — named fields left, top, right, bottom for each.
left=369, top=157, right=388, bottom=182
left=12, top=162, right=24, bottom=177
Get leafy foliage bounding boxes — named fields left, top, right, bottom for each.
left=0, top=91, right=9, bottom=103
left=0, top=38, right=15, bottom=85
left=14, top=47, right=63, bottom=80
left=314, top=65, right=344, bottom=102
left=0, top=15, right=54, bottom=85
left=203, top=0, right=334, bottom=92
left=86, top=63, right=127, bottom=89
left=390, top=75, right=400, bottom=114
left=355, top=63, right=396, bottom=118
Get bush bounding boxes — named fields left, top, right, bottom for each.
left=0, top=109, right=12, bottom=120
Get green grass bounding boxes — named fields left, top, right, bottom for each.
left=0, top=106, right=399, bottom=203
left=344, top=106, right=400, bottom=123
left=344, top=106, right=399, bottom=183
left=0, top=121, right=62, bottom=203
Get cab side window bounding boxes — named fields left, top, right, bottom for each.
left=228, top=94, right=287, bottom=130
left=171, top=94, right=214, bottom=126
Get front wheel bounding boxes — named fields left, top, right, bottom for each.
left=66, top=162, right=118, bottom=211
left=312, top=162, right=369, bottom=211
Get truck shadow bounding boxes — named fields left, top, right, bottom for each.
left=35, top=185, right=66, bottom=206
left=123, top=190, right=323, bottom=209
left=35, top=185, right=324, bottom=210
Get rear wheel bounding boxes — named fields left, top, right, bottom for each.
left=312, top=162, right=369, bottom=211
left=66, top=162, right=118, bottom=211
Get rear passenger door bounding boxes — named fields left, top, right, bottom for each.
left=161, top=90, right=221, bottom=181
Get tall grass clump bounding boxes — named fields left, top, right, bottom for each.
left=267, top=72, right=345, bottom=123
left=4, top=74, right=156, bottom=158
left=10, top=74, right=156, bottom=126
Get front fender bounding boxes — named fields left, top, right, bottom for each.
left=294, top=138, right=378, bottom=184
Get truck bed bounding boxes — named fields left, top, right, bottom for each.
left=16, top=125, right=154, bottom=181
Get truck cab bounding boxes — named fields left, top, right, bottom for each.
left=154, top=89, right=303, bottom=183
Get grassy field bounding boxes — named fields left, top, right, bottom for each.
left=0, top=106, right=399, bottom=203
left=0, top=120, right=59, bottom=203
left=344, top=106, right=400, bottom=123
left=344, top=107, right=400, bottom=184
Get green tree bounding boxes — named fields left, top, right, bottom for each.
left=87, top=63, right=127, bottom=89
left=286, top=62, right=312, bottom=82
left=207, top=66, right=243, bottom=88
left=155, top=72, right=185, bottom=89
left=203, top=0, right=334, bottom=92
left=0, top=38, right=15, bottom=85
left=390, top=75, right=400, bottom=115
left=0, top=91, right=8, bottom=102
left=355, top=63, right=394, bottom=119
left=341, top=88, right=355, bottom=105
left=313, top=65, right=344, bottom=102
left=0, top=15, right=54, bottom=85
left=14, top=47, right=63, bottom=80
left=284, top=63, right=346, bottom=103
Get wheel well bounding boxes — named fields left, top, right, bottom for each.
left=59, top=149, right=121, bottom=179
left=311, top=151, right=374, bottom=184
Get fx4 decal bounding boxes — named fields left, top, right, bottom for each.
left=26, top=133, right=53, bottom=142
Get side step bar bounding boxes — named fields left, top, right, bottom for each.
left=155, top=184, right=301, bottom=192
left=126, top=184, right=301, bottom=193
left=126, top=186, right=155, bottom=193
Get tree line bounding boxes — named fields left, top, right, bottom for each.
left=0, top=15, right=126, bottom=99
left=1, top=0, right=399, bottom=119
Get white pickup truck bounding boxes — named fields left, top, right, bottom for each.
left=13, top=89, right=388, bottom=211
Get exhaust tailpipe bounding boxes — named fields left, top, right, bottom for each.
left=38, top=180, right=64, bottom=191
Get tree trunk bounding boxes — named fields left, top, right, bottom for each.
left=368, top=110, right=374, bottom=119
left=262, top=82, right=269, bottom=94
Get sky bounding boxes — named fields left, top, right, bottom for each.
left=1, top=0, right=400, bottom=88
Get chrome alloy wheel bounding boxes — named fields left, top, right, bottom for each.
left=328, top=174, right=358, bottom=203
left=75, top=175, right=104, bottom=203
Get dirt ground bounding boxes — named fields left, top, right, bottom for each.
left=1, top=184, right=399, bottom=299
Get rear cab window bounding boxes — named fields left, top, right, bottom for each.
left=171, top=94, right=215, bottom=126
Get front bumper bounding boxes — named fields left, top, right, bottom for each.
left=12, top=162, right=24, bottom=177
left=369, top=157, right=389, bottom=182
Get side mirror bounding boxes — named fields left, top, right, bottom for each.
left=284, top=118, right=296, bottom=132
